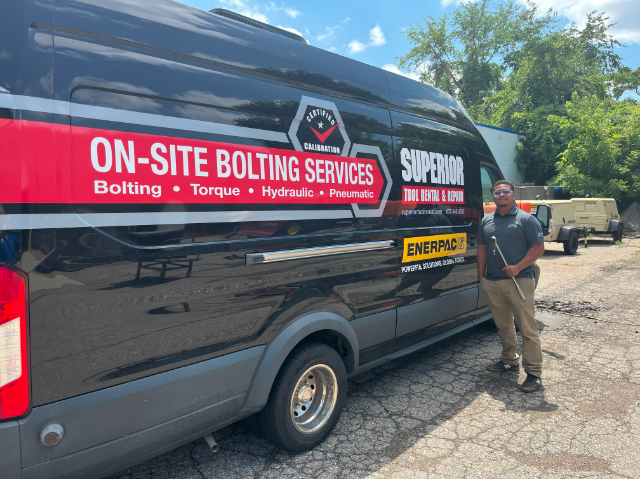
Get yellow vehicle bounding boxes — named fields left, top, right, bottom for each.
left=483, top=199, right=581, bottom=254
left=571, top=198, right=623, bottom=241
left=529, top=200, right=582, bottom=255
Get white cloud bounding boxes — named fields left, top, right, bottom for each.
left=285, top=8, right=300, bottom=18
left=382, top=64, right=421, bottom=81
left=438, top=0, right=638, bottom=44
left=348, top=40, right=367, bottom=53
left=440, top=0, right=477, bottom=6
left=344, top=24, right=386, bottom=56
left=263, top=3, right=302, bottom=20
left=217, top=0, right=268, bottom=22
left=327, top=46, right=336, bottom=52
left=520, top=0, right=639, bottom=44
left=277, top=26, right=303, bottom=37
left=317, top=24, right=342, bottom=42
left=342, top=17, right=351, bottom=24
left=369, top=25, right=386, bottom=46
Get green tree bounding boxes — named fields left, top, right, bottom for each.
left=550, top=93, right=640, bottom=209
left=398, top=1, right=638, bottom=208
left=398, top=0, right=560, bottom=108
left=473, top=13, right=625, bottom=185
left=611, top=67, right=640, bottom=100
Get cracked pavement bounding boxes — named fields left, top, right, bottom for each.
left=107, top=238, right=640, bottom=479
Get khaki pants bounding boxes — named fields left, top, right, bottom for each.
left=481, top=277, right=542, bottom=377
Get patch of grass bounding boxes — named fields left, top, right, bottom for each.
left=616, top=240, right=640, bottom=248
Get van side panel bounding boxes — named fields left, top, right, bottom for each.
left=0, top=1, right=497, bottom=476
left=23, top=0, right=398, bottom=407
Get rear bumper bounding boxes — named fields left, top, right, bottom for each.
left=0, top=421, right=21, bottom=478
left=0, top=346, right=264, bottom=479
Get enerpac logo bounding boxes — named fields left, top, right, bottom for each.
left=289, top=97, right=350, bottom=156
left=457, top=235, right=465, bottom=251
left=402, top=233, right=467, bottom=263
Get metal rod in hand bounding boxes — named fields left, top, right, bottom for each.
left=491, top=236, right=526, bottom=301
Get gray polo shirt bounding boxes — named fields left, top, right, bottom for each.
left=478, top=205, right=544, bottom=281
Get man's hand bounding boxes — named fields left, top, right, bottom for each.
left=502, top=243, right=544, bottom=278
left=502, top=265, right=521, bottom=277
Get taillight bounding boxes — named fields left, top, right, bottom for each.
left=0, top=264, right=30, bottom=420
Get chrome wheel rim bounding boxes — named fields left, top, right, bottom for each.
left=289, top=364, right=338, bottom=434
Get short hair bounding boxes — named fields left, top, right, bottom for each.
left=493, top=179, right=514, bottom=191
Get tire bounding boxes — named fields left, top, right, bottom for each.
left=256, top=342, right=347, bottom=452
left=563, top=231, right=579, bottom=255
left=613, top=226, right=623, bottom=242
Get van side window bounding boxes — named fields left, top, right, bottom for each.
left=480, top=166, right=501, bottom=202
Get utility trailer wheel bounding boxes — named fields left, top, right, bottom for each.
left=256, top=342, right=347, bottom=452
left=612, top=226, right=623, bottom=243
left=563, top=231, right=579, bottom=255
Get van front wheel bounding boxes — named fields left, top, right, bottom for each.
left=257, top=343, right=347, bottom=452
left=563, top=231, right=579, bottom=255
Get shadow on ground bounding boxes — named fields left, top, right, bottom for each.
left=107, top=320, right=560, bottom=479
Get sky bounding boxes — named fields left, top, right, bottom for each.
left=179, top=0, right=639, bottom=79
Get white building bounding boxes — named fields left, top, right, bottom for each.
left=474, top=122, right=524, bottom=183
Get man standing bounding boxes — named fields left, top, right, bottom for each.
left=478, top=180, right=545, bottom=392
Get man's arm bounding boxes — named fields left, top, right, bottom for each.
left=502, top=242, right=544, bottom=278
left=477, top=244, right=487, bottom=280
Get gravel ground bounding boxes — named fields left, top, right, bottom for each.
left=108, top=237, right=640, bottom=479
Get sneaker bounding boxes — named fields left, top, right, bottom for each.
left=486, top=360, right=520, bottom=372
left=519, top=374, right=542, bottom=392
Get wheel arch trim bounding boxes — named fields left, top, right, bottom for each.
left=607, top=220, right=622, bottom=232
left=241, top=311, right=359, bottom=412
left=556, top=225, right=580, bottom=242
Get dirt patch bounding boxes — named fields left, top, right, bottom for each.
left=577, top=383, right=639, bottom=422
left=535, top=299, right=604, bottom=317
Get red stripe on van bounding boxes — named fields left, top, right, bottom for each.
left=0, top=120, right=384, bottom=205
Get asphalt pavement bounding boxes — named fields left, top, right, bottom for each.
left=108, top=239, right=640, bottom=479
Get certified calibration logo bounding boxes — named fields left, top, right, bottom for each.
left=289, top=96, right=351, bottom=156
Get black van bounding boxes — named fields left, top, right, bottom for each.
left=0, top=1, right=504, bottom=477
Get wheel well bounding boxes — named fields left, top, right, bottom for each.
left=297, top=329, right=356, bottom=374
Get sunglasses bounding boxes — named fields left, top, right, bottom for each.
left=493, top=189, right=512, bottom=196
